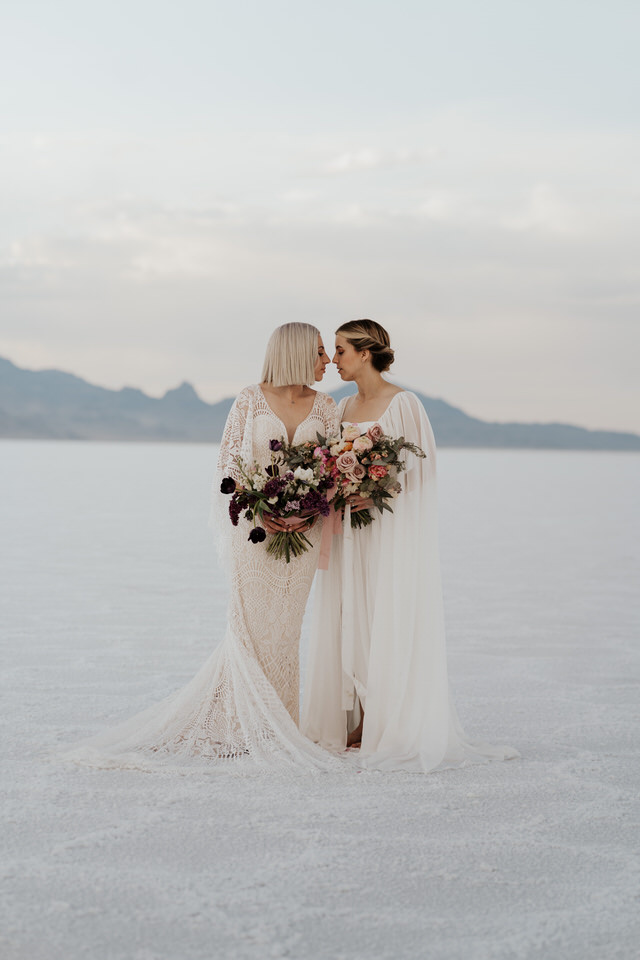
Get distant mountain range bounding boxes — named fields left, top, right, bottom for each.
left=1, top=356, right=638, bottom=451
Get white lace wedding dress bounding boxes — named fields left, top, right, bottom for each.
left=61, top=384, right=343, bottom=773
left=302, top=391, right=519, bottom=773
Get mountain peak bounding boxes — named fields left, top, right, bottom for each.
left=1, top=355, right=638, bottom=449
left=162, top=381, right=201, bottom=403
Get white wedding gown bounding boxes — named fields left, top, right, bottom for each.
left=302, top=391, right=519, bottom=772
left=60, top=385, right=344, bottom=773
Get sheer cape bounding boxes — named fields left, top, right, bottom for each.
left=302, top=391, right=519, bottom=773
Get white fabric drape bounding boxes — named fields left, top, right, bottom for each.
left=302, top=391, right=519, bottom=772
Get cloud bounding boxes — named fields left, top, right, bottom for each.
left=324, top=147, right=437, bottom=174
left=503, top=183, right=584, bottom=236
left=2, top=187, right=638, bottom=432
left=1, top=113, right=639, bottom=432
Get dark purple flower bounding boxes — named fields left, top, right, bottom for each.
left=264, top=476, right=286, bottom=498
left=248, top=526, right=267, bottom=543
left=265, top=465, right=279, bottom=477
left=300, top=490, right=331, bottom=517
left=229, top=495, right=242, bottom=526
left=269, top=439, right=283, bottom=451
left=220, top=477, right=236, bottom=494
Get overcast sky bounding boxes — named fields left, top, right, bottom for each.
left=1, top=0, right=638, bottom=431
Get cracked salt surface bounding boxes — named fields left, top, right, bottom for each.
left=1, top=442, right=639, bottom=960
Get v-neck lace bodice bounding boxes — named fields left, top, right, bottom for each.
left=220, top=385, right=338, bottom=482
left=257, top=384, right=320, bottom=444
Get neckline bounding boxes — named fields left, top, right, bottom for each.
left=257, top=384, right=319, bottom=444
left=341, top=390, right=406, bottom=425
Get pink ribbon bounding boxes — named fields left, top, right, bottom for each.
left=340, top=503, right=356, bottom=709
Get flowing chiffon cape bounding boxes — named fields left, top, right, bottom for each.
left=302, top=391, right=519, bottom=773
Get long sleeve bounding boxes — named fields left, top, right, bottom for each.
left=217, top=389, right=251, bottom=483
left=211, top=388, right=253, bottom=565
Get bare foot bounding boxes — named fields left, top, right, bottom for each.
left=346, top=719, right=363, bottom=748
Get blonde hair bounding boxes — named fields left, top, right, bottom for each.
left=261, top=322, right=320, bottom=386
left=335, top=319, right=395, bottom=372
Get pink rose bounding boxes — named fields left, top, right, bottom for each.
left=313, top=446, right=325, bottom=459
left=368, top=465, right=388, bottom=480
left=342, top=423, right=361, bottom=442
left=367, top=423, right=384, bottom=443
left=336, top=450, right=358, bottom=473
left=352, top=435, right=373, bottom=453
left=347, top=463, right=366, bottom=482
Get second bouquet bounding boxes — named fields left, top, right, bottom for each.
left=314, top=422, right=426, bottom=529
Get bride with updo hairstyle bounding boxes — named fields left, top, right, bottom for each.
left=302, top=319, right=518, bottom=772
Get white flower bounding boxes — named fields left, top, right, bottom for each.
left=293, top=466, right=314, bottom=485
left=268, top=496, right=279, bottom=504
left=252, top=475, right=266, bottom=491
left=330, top=443, right=344, bottom=457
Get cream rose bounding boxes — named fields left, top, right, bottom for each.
left=342, top=423, right=361, bottom=442
left=352, top=435, right=373, bottom=453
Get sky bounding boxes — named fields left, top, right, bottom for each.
left=1, top=0, right=639, bottom=432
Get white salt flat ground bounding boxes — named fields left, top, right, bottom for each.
left=1, top=441, right=639, bottom=960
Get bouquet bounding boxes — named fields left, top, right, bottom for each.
left=220, top=438, right=334, bottom=562
left=314, top=422, right=426, bottom=529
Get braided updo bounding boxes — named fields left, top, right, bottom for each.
left=335, top=319, right=395, bottom=373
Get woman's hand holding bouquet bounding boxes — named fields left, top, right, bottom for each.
left=220, top=438, right=333, bottom=562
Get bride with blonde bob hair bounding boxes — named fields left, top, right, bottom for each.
left=60, top=322, right=342, bottom=772
left=261, top=321, right=320, bottom=387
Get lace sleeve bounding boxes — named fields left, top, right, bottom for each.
left=316, top=391, right=340, bottom=439
left=217, top=389, right=251, bottom=483
left=211, top=387, right=253, bottom=562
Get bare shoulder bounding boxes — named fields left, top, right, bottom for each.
left=385, top=384, right=405, bottom=399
